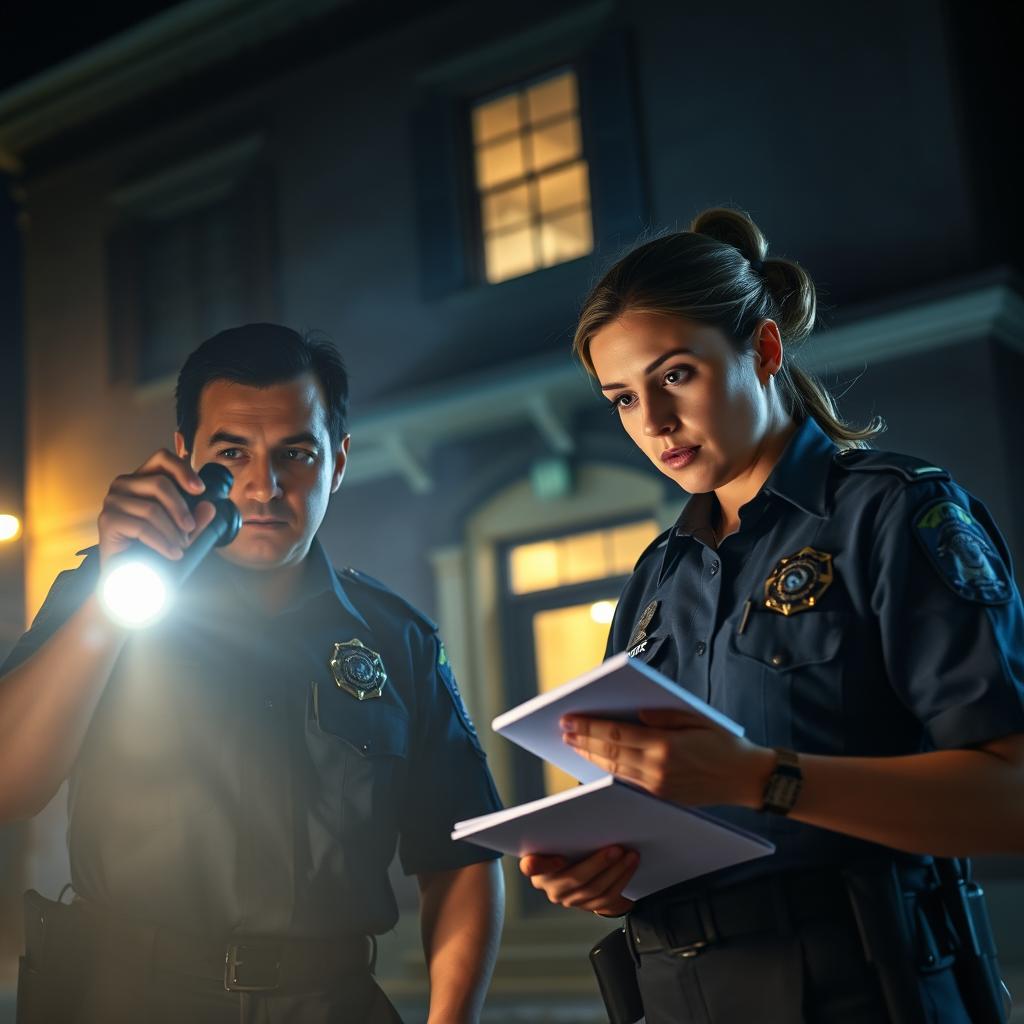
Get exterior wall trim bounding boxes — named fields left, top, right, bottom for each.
left=346, top=279, right=1024, bottom=491
left=0, top=0, right=350, bottom=165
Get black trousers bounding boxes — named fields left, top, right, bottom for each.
left=18, top=960, right=404, bottom=1024
left=632, top=897, right=970, bottom=1024
left=16, top=895, right=404, bottom=1024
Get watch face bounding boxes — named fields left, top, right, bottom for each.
left=764, top=766, right=802, bottom=815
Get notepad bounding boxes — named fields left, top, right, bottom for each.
left=492, top=650, right=744, bottom=785
left=453, top=652, right=774, bottom=899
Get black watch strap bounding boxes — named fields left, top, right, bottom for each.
left=762, top=747, right=802, bottom=816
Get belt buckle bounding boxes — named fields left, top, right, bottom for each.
left=224, top=942, right=282, bottom=992
left=672, top=939, right=708, bottom=959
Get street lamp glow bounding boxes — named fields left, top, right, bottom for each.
left=0, top=515, right=21, bottom=542
left=590, top=600, right=616, bottom=625
left=100, top=560, right=172, bottom=628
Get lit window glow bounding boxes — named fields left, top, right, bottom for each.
left=509, top=520, right=658, bottom=595
left=472, top=69, right=593, bottom=284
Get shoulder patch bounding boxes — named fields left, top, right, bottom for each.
left=435, top=639, right=486, bottom=755
left=633, top=527, right=673, bottom=571
left=912, top=499, right=1013, bottom=605
left=337, top=567, right=438, bottom=632
left=833, top=449, right=950, bottom=483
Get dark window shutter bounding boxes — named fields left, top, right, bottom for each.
left=412, top=95, right=470, bottom=299
left=577, top=31, right=648, bottom=254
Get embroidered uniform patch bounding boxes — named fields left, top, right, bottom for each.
left=913, top=499, right=1012, bottom=605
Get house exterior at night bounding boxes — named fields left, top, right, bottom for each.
left=0, top=0, right=1021, bottom=1017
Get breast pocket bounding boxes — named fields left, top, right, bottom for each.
left=728, top=610, right=848, bottom=752
left=307, top=681, right=410, bottom=840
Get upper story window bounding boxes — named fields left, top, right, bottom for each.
left=470, top=68, right=593, bottom=284
left=107, top=137, right=275, bottom=388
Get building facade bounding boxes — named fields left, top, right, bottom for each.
left=0, top=0, right=1021, bottom=1017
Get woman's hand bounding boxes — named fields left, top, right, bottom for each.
left=519, top=847, right=639, bottom=916
left=561, top=709, right=774, bottom=809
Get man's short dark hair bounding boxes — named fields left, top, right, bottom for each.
left=175, top=324, right=349, bottom=452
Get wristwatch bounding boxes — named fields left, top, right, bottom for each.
left=761, top=748, right=802, bottom=815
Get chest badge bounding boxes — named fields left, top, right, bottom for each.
left=764, top=547, right=834, bottom=616
left=627, top=600, right=659, bottom=649
left=330, top=639, right=388, bottom=700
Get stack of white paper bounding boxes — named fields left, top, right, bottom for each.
left=452, top=652, right=774, bottom=900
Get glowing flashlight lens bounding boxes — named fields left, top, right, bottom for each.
left=0, top=515, right=20, bottom=542
left=100, top=560, right=171, bottom=628
left=590, top=600, right=616, bottom=625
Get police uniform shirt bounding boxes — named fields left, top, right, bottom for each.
left=0, top=538, right=502, bottom=938
left=609, top=416, right=1024, bottom=893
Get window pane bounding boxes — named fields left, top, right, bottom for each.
left=559, top=530, right=609, bottom=585
left=528, top=116, right=580, bottom=172
left=475, top=136, right=526, bottom=190
left=610, top=520, right=660, bottom=574
left=482, top=181, right=532, bottom=233
left=537, top=161, right=589, bottom=216
left=472, top=93, right=521, bottom=145
left=484, top=226, right=538, bottom=283
left=532, top=600, right=615, bottom=794
left=509, top=540, right=560, bottom=593
left=540, top=207, right=592, bottom=266
left=526, top=71, right=577, bottom=124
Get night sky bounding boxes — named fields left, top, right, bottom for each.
left=1, top=2, right=185, bottom=91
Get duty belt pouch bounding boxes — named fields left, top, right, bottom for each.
left=589, top=927, right=644, bottom=1024
left=841, top=863, right=929, bottom=1024
left=17, top=889, right=90, bottom=1024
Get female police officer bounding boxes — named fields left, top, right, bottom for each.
left=519, top=208, right=1024, bottom=1023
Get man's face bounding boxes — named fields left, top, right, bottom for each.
left=174, top=372, right=348, bottom=570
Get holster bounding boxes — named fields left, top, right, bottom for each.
left=934, top=859, right=1010, bottom=1024
left=17, top=889, right=93, bottom=1024
left=841, top=862, right=930, bottom=1024
left=842, top=860, right=1010, bottom=1024
left=589, top=926, right=644, bottom=1024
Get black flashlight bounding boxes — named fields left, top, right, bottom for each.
left=98, top=463, right=241, bottom=628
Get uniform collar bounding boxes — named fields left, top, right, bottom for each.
left=762, top=417, right=836, bottom=519
left=674, top=417, right=835, bottom=541
left=309, top=537, right=371, bottom=631
left=193, top=536, right=370, bottom=629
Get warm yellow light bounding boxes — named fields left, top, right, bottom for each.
left=0, top=514, right=21, bottom=542
left=590, top=600, right=616, bottom=625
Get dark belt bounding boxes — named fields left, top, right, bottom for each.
left=69, top=900, right=374, bottom=993
left=627, top=868, right=853, bottom=959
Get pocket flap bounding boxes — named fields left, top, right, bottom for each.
left=730, top=610, right=844, bottom=671
left=312, top=682, right=409, bottom=758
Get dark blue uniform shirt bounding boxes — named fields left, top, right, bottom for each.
left=607, top=417, right=1024, bottom=895
left=0, top=538, right=502, bottom=938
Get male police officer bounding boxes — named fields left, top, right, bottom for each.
left=0, top=324, right=504, bottom=1023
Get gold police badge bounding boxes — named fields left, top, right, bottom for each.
left=330, top=639, right=387, bottom=700
left=764, top=547, right=834, bottom=616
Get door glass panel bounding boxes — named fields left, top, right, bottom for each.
left=531, top=600, right=617, bottom=794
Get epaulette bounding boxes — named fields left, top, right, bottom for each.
left=337, top=566, right=438, bottom=632
left=633, top=527, right=673, bottom=571
left=832, top=448, right=950, bottom=483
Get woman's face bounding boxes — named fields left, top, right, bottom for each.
left=588, top=311, right=777, bottom=494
